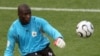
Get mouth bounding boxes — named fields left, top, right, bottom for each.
left=20, top=19, right=30, bottom=25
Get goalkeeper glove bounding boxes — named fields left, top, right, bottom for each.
left=54, top=38, right=66, bottom=48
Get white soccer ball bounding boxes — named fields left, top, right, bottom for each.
left=76, top=20, right=94, bottom=37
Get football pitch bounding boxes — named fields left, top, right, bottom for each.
left=0, top=0, right=100, bottom=56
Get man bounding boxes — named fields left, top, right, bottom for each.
left=4, top=4, right=66, bottom=56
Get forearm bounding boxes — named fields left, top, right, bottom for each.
left=4, top=39, right=15, bottom=56
left=4, top=49, right=13, bottom=56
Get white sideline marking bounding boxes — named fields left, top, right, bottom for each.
left=0, top=7, right=100, bottom=12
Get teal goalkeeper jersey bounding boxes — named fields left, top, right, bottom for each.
left=4, top=16, right=63, bottom=56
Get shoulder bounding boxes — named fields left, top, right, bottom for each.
left=8, top=20, right=19, bottom=36
left=9, top=19, right=19, bottom=31
left=31, top=16, right=49, bottom=23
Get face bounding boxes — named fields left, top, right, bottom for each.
left=18, top=7, right=31, bottom=25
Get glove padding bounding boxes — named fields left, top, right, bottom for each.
left=54, top=38, right=66, bottom=48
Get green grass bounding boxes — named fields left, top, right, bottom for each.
left=0, top=0, right=100, bottom=56
left=0, top=0, right=100, bottom=9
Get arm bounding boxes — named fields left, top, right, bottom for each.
left=4, top=25, right=16, bottom=56
left=41, top=19, right=63, bottom=40
left=41, top=18, right=66, bottom=48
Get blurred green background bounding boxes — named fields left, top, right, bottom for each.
left=0, top=0, right=100, bottom=56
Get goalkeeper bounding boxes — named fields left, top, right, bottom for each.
left=4, top=4, right=66, bottom=56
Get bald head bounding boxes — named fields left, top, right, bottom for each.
left=18, top=4, right=31, bottom=25
left=18, top=4, right=31, bottom=14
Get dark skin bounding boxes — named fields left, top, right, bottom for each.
left=18, top=4, right=32, bottom=25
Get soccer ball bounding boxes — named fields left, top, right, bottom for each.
left=76, top=20, right=94, bottom=37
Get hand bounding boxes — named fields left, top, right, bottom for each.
left=54, top=38, right=66, bottom=48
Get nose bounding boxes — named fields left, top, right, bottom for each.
left=25, top=14, right=30, bottom=20
left=26, top=14, right=30, bottom=18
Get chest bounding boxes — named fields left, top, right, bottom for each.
left=16, top=23, right=42, bottom=39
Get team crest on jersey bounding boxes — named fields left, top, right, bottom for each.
left=32, top=31, right=37, bottom=37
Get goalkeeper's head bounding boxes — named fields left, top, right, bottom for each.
left=18, top=4, right=31, bottom=25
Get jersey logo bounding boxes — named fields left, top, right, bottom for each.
left=32, top=31, right=37, bottom=37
